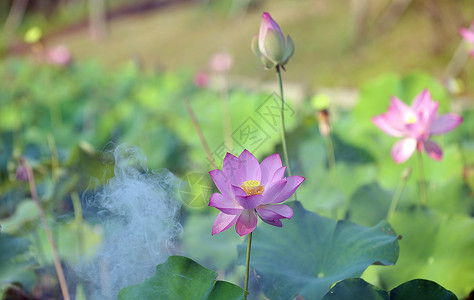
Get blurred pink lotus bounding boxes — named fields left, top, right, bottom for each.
left=209, top=150, right=304, bottom=236
left=209, top=52, right=233, bottom=73
left=372, top=90, right=463, bottom=164
left=46, top=45, right=72, bottom=66
left=193, top=71, right=209, bottom=88
left=460, top=21, right=474, bottom=57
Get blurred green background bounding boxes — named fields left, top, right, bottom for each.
left=0, top=0, right=473, bottom=299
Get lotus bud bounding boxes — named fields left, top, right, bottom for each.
left=317, top=109, right=331, bottom=137
left=252, top=12, right=295, bottom=70
left=16, top=157, right=29, bottom=182
left=311, top=94, right=332, bottom=137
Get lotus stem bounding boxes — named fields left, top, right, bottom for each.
left=416, top=151, right=427, bottom=206
left=244, top=232, right=252, bottom=299
left=22, top=157, right=71, bottom=300
left=325, top=134, right=337, bottom=186
left=220, top=74, right=233, bottom=151
left=185, top=99, right=218, bottom=169
left=387, top=167, right=411, bottom=219
left=275, top=65, right=292, bottom=177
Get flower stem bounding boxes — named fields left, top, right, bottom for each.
left=220, top=73, right=233, bottom=151
left=244, top=232, right=253, bottom=299
left=416, top=151, right=427, bottom=206
left=22, top=157, right=71, bottom=300
left=185, top=98, right=218, bottom=169
left=324, top=133, right=337, bottom=186
left=275, top=65, right=292, bottom=177
left=387, top=168, right=411, bottom=219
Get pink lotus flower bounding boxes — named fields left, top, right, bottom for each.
left=251, top=12, right=295, bottom=70
left=209, top=149, right=304, bottom=236
left=460, top=21, right=474, bottom=57
left=372, top=90, right=463, bottom=164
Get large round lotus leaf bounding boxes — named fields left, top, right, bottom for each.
left=365, top=206, right=474, bottom=298
left=322, top=278, right=457, bottom=300
left=118, top=255, right=244, bottom=300
left=323, top=278, right=388, bottom=300
left=390, top=279, right=458, bottom=300
left=237, top=201, right=399, bottom=300
left=346, top=182, right=392, bottom=227
left=0, top=200, right=40, bottom=234
left=296, top=133, right=375, bottom=219
left=0, top=234, right=36, bottom=292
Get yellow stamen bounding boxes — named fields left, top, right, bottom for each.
left=241, top=180, right=265, bottom=196
left=405, top=114, right=417, bottom=124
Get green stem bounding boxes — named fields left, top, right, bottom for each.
left=325, top=133, right=337, bottom=186
left=417, top=151, right=427, bottom=206
left=276, top=65, right=292, bottom=177
left=185, top=99, right=218, bottom=169
left=387, top=168, right=411, bottom=219
left=244, top=232, right=252, bottom=299
left=220, top=73, right=233, bottom=151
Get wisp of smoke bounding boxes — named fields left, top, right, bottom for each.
left=75, top=145, right=182, bottom=299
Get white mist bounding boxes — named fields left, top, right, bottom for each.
left=75, top=145, right=182, bottom=299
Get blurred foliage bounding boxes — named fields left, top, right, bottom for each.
left=0, top=57, right=472, bottom=299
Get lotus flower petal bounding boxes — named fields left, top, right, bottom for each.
left=424, top=140, right=443, bottom=161
left=271, top=166, right=287, bottom=182
left=209, top=193, right=242, bottom=215
left=260, top=153, right=282, bottom=186
left=235, top=209, right=258, bottom=236
left=391, top=138, right=417, bottom=164
left=282, top=34, right=295, bottom=66
left=430, top=114, right=464, bottom=135
left=272, top=175, right=305, bottom=203
left=235, top=194, right=264, bottom=210
left=238, top=149, right=261, bottom=182
left=212, top=212, right=238, bottom=235
left=257, top=204, right=293, bottom=220
left=261, top=179, right=287, bottom=204
left=251, top=34, right=261, bottom=56
left=260, top=218, right=282, bottom=227
left=389, top=97, right=412, bottom=121
left=372, top=114, right=404, bottom=137
left=412, top=89, right=431, bottom=114
left=209, top=169, right=232, bottom=198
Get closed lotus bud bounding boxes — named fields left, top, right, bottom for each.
left=16, top=157, right=29, bottom=182
left=317, top=109, right=331, bottom=137
left=251, top=12, right=295, bottom=70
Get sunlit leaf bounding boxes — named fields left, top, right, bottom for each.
left=118, top=255, right=244, bottom=300
left=364, top=206, right=474, bottom=298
